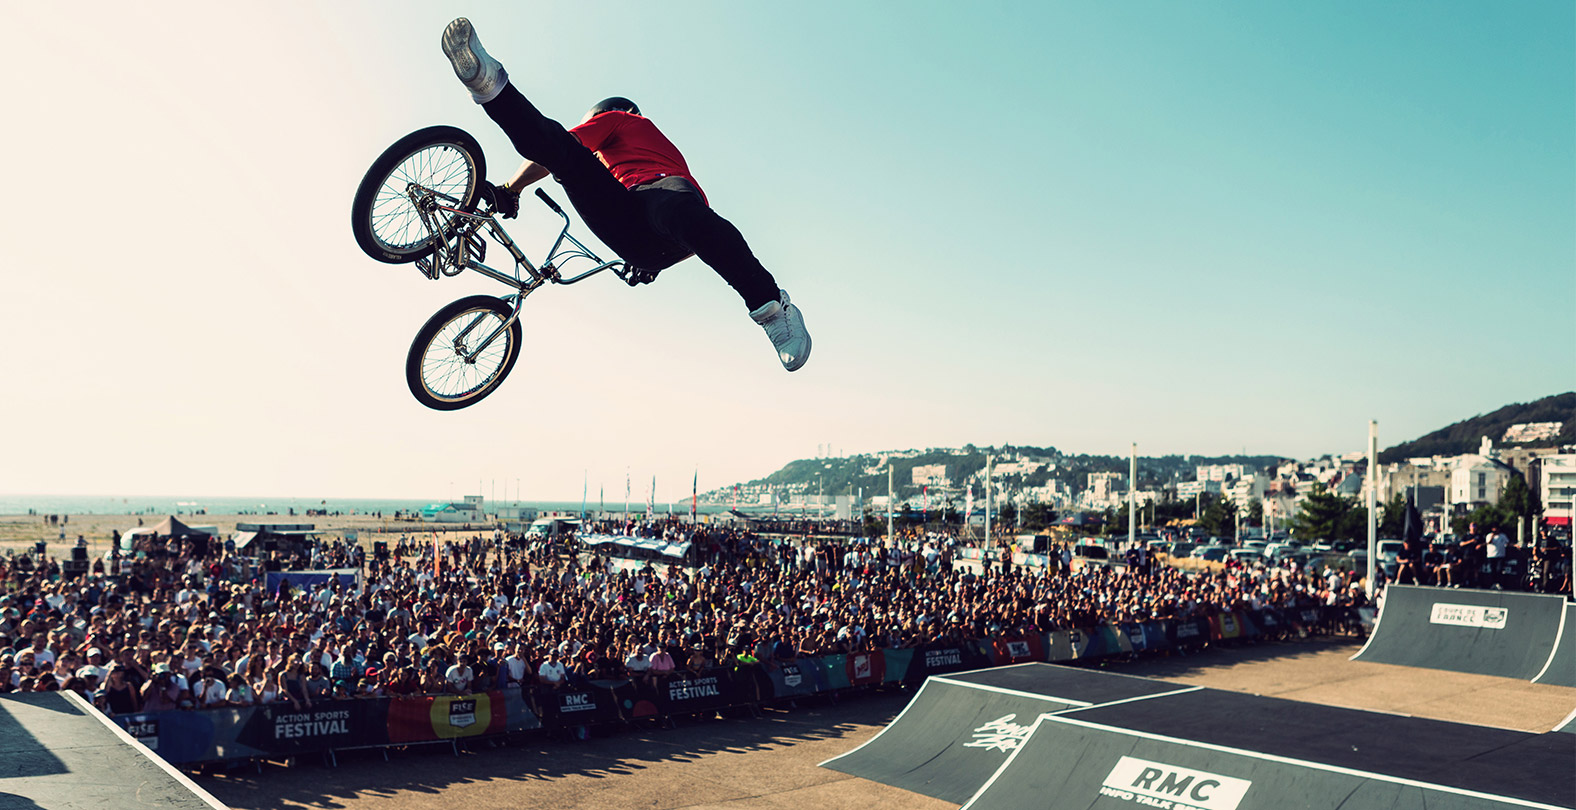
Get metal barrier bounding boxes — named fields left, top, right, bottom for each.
left=107, top=605, right=1371, bottom=767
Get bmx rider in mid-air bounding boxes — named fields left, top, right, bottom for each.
left=440, top=17, right=811, bottom=372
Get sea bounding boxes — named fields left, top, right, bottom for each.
left=0, top=494, right=727, bottom=518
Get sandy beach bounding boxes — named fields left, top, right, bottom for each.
left=0, top=511, right=456, bottom=558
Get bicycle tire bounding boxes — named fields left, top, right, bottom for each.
left=406, top=295, right=522, bottom=410
left=352, top=126, right=487, bottom=264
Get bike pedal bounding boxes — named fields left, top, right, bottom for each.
left=416, top=256, right=438, bottom=280
left=463, top=228, right=487, bottom=264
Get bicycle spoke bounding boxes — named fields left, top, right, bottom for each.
left=420, top=308, right=512, bottom=402
left=367, top=143, right=475, bottom=252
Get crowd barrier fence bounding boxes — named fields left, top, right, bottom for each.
left=108, top=604, right=1375, bottom=766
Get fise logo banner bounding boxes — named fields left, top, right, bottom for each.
left=1100, top=756, right=1251, bottom=810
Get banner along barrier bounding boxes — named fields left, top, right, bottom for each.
left=1352, top=585, right=1568, bottom=681
left=104, top=607, right=1374, bottom=768
left=114, top=690, right=535, bottom=765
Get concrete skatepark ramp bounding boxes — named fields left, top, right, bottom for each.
left=0, top=690, right=227, bottom=810
left=1352, top=585, right=1569, bottom=680
left=826, top=666, right=1575, bottom=809
left=1532, top=602, right=1576, bottom=687
left=818, top=663, right=1190, bottom=804
left=962, top=711, right=1573, bottom=810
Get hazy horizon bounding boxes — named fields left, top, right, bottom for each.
left=4, top=2, right=1570, bottom=504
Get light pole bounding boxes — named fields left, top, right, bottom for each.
left=1128, top=444, right=1137, bottom=550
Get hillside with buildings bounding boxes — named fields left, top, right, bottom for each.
left=702, top=393, right=1576, bottom=537
left=1378, top=393, right=1575, bottom=463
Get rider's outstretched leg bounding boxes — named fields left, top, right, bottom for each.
left=643, top=186, right=810, bottom=372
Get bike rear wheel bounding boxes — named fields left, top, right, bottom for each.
left=352, top=126, right=487, bottom=264
left=406, top=295, right=522, bottom=410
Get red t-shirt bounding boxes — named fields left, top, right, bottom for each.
left=570, top=111, right=707, bottom=204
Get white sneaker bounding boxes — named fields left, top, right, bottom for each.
left=750, top=290, right=811, bottom=372
left=441, top=18, right=508, bottom=104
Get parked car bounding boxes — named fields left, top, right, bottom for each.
left=1227, top=548, right=1262, bottom=565
left=1072, top=540, right=1113, bottom=567
left=1192, top=545, right=1229, bottom=562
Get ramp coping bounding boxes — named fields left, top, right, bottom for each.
left=927, top=675, right=1097, bottom=706
left=1349, top=597, right=1387, bottom=661
left=816, top=677, right=941, bottom=768
left=60, top=690, right=231, bottom=810
left=1046, top=685, right=1203, bottom=715
left=1530, top=604, right=1571, bottom=684
left=963, top=712, right=1572, bottom=810
left=1555, top=705, right=1576, bottom=734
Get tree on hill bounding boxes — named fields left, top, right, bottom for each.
left=1379, top=392, right=1575, bottom=463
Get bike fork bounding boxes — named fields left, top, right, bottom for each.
left=456, top=293, right=527, bottom=363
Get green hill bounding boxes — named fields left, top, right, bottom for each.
left=719, top=446, right=1287, bottom=501
left=1378, top=392, right=1575, bottom=463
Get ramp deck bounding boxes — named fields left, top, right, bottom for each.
left=0, top=691, right=226, bottom=810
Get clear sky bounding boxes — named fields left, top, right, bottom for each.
left=1, top=1, right=1571, bottom=503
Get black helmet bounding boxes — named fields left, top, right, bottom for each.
left=587, top=96, right=640, bottom=118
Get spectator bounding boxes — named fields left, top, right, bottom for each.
left=445, top=654, right=475, bottom=694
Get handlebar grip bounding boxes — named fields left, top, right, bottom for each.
left=535, top=188, right=565, bottom=215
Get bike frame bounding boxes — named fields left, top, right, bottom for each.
left=411, top=187, right=625, bottom=362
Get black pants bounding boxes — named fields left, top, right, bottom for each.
left=483, top=85, right=779, bottom=311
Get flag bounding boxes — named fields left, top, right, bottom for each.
left=732, top=484, right=739, bottom=512
left=965, top=485, right=974, bottom=524
left=581, top=470, right=587, bottom=522
left=647, top=476, right=654, bottom=521
left=923, top=485, right=929, bottom=520
left=432, top=533, right=441, bottom=580
left=691, top=469, right=698, bottom=522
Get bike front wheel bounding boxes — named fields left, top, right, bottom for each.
left=406, top=295, right=522, bottom=410
left=352, top=126, right=487, bottom=264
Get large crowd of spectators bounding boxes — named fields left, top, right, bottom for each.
left=0, top=518, right=1377, bottom=719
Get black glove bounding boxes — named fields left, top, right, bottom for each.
left=489, top=183, right=520, bottom=219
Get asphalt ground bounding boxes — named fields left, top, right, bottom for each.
left=192, top=637, right=1576, bottom=810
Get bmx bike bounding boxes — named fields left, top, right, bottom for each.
left=350, top=126, right=679, bottom=410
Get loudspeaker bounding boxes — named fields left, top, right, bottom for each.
left=71, top=546, right=88, bottom=562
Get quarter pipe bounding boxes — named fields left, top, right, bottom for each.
left=1352, top=585, right=1568, bottom=680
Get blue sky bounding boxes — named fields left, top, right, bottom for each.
left=0, top=1, right=1570, bottom=502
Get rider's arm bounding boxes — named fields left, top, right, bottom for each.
left=504, top=160, right=551, bottom=193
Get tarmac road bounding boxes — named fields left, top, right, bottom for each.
left=193, top=638, right=1576, bottom=810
